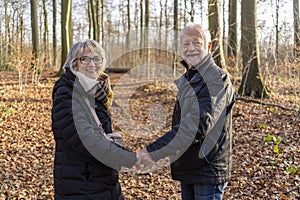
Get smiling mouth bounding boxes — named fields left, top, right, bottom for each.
left=86, top=70, right=96, bottom=73
left=187, top=54, right=199, bottom=56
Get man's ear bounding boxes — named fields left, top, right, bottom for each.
left=207, top=41, right=212, bottom=52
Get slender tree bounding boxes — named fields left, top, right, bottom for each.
left=228, top=0, right=237, bottom=58
left=101, top=0, right=104, bottom=44
left=96, top=0, right=100, bottom=41
left=159, top=0, right=163, bottom=52
left=208, top=0, right=227, bottom=69
left=294, top=0, right=300, bottom=61
left=140, top=0, right=144, bottom=56
left=145, top=0, right=150, bottom=65
left=275, top=0, right=279, bottom=63
left=52, top=0, right=57, bottom=67
left=184, top=0, right=187, bottom=25
left=239, top=0, right=268, bottom=97
left=88, top=0, right=100, bottom=41
left=126, top=0, right=130, bottom=49
left=88, top=1, right=92, bottom=38
left=59, top=0, right=72, bottom=75
left=190, top=0, right=195, bottom=22
left=30, top=0, right=39, bottom=60
left=164, top=0, right=168, bottom=50
left=4, top=0, right=10, bottom=56
left=89, top=0, right=98, bottom=41
left=173, top=0, right=178, bottom=74
left=42, top=0, right=49, bottom=65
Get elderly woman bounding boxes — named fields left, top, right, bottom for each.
left=51, top=39, right=136, bottom=199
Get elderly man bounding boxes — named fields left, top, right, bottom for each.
left=138, top=23, right=235, bottom=200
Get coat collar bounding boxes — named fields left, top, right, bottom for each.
left=175, top=55, right=213, bottom=88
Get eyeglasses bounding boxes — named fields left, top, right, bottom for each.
left=79, top=56, right=103, bottom=65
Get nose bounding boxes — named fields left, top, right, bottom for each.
left=187, top=42, right=196, bottom=51
left=89, top=59, right=97, bottom=66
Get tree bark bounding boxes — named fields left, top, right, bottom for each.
left=228, top=0, right=237, bottom=58
left=126, top=0, right=130, bottom=49
left=101, top=0, right=104, bottom=44
left=30, top=0, right=39, bottom=60
left=140, top=0, right=144, bottom=57
left=239, top=0, right=268, bottom=98
left=52, top=0, right=57, bottom=68
left=173, top=0, right=178, bottom=75
left=42, top=0, right=50, bottom=66
left=294, top=0, right=300, bottom=62
left=59, top=0, right=72, bottom=76
left=208, top=0, right=227, bottom=69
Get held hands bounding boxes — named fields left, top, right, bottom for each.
left=133, top=149, right=155, bottom=172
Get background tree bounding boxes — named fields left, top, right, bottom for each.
left=274, top=0, right=280, bottom=64
left=139, top=0, right=144, bottom=56
left=126, top=0, right=130, bottom=49
left=239, top=0, right=268, bottom=98
left=228, top=0, right=237, bottom=58
left=4, top=0, right=10, bottom=58
left=30, top=0, right=39, bottom=60
left=101, top=0, right=104, bottom=44
left=88, top=0, right=100, bottom=41
left=208, top=0, right=227, bottom=69
left=42, top=0, right=49, bottom=66
left=59, top=0, right=73, bottom=76
left=173, top=0, right=178, bottom=74
left=52, top=0, right=57, bottom=68
left=145, top=0, right=150, bottom=66
left=294, top=0, right=300, bottom=62
left=164, top=0, right=169, bottom=51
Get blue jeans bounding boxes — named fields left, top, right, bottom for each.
left=181, top=182, right=228, bottom=200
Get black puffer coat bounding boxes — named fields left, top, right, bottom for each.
left=51, top=70, right=136, bottom=200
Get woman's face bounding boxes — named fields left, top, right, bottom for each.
left=77, top=47, right=103, bottom=80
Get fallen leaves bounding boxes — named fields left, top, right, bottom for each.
left=0, top=71, right=299, bottom=199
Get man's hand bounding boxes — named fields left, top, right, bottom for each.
left=134, top=149, right=155, bottom=172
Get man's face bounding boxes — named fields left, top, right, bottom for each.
left=181, top=30, right=207, bottom=67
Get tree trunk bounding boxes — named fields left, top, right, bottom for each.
left=275, top=0, right=279, bottom=63
left=88, top=2, right=92, bottom=38
left=165, top=0, right=168, bottom=51
left=52, top=0, right=57, bottom=68
left=183, top=0, right=187, bottom=25
left=89, top=0, right=98, bottom=41
left=4, top=0, right=10, bottom=56
left=145, top=0, right=150, bottom=69
left=208, top=0, right=227, bottom=69
left=159, top=0, right=163, bottom=52
left=228, top=0, right=237, bottom=58
left=239, top=0, right=268, bottom=98
left=294, top=0, right=300, bottom=62
left=96, top=0, right=100, bottom=41
left=126, top=0, right=130, bottom=49
left=101, top=0, right=104, bottom=44
left=140, top=0, right=144, bottom=57
left=190, top=0, right=194, bottom=22
left=59, top=0, right=72, bottom=76
left=173, top=0, right=178, bottom=75
left=42, top=0, right=50, bottom=66
left=30, top=0, right=39, bottom=60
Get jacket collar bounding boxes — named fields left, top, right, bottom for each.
left=175, top=55, right=213, bottom=88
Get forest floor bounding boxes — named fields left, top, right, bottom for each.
left=0, top=68, right=299, bottom=200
